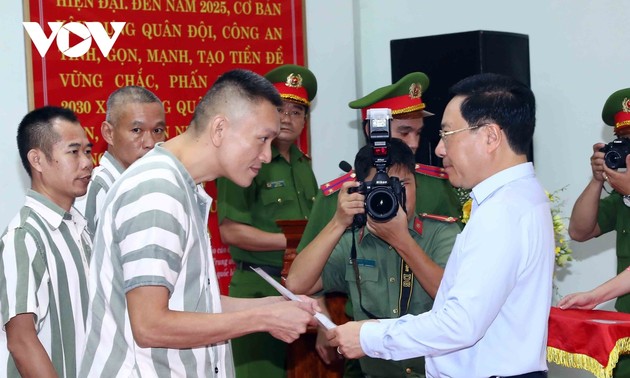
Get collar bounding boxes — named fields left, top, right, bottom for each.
left=100, top=151, right=125, bottom=176
left=272, top=144, right=309, bottom=162
left=26, top=190, right=87, bottom=231
left=152, top=143, right=198, bottom=192
left=470, top=162, right=535, bottom=209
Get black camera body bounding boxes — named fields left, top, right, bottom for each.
left=349, top=108, right=406, bottom=228
left=600, top=137, right=630, bottom=169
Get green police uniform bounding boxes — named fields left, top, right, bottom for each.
left=217, top=143, right=317, bottom=377
left=597, top=89, right=630, bottom=378
left=598, top=193, right=630, bottom=378
left=218, top=143, right=317, bottom=268
left=297, top=169, right=461, bottom=253
left=217, top=64, right=318, bottom=378
left=598, top=193, right=630, bottom=311
left=296, top=71, right=461, bottom=377
left=321, top=215, right=459, bottom=378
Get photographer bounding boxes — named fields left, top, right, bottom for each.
left=564, top=88, right=630, bottom=377
left=328, top=73, right=554, bottom=378
left=286, top=137, right=459, bottom=377
left=297, top=72, right=462, bottom=260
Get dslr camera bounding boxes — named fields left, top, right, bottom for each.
left=348, top=108, right=406, bottom=228
left=600, top=137, right=630, bottom=169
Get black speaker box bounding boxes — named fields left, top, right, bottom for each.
left=390, top=30, right=532, bottom=165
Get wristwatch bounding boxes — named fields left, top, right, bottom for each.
left=624, top=194, right=630, bottom=207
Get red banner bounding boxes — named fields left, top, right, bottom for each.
left=25, top=0, right=306, bottom=294
left=547, top=306, right=630, bottom=378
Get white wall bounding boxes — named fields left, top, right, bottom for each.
left=305, top=1, right=362, bottom=184
left=0, top=1, right=29, bottom=229
left=1, top=0, right=627, bottom=376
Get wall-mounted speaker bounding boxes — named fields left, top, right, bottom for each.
left=391, top=30, right=533, bottom=165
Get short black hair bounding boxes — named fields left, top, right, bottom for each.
left=354, top=138, right=415, bottom=182
left=17, top=106, right=79, bottom=177
left=105, top=86, right=163, bottom=125
left=450, top=73, right=535, bottom=156
left=192, top=69, right=282, bottom=130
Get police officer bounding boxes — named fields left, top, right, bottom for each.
left=297, top=72, right=462, bottom=256
left=217, top=64, right=318, bottom=378
left=293, top=72, right=462, bottom=377
left=567, top=87, right=630, bottom=377
left=286, top=139, right=459, bottom=377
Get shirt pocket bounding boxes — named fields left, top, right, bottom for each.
left=344, top=262, right=382, bottom=318
left=300, top=184, right=317, bottom=207
left=260, top=186, right=297, bottom=209
left=344, top=259, right=379, bottom=282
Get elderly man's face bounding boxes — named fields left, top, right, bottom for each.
left=104, top=102, right=166, bottom=169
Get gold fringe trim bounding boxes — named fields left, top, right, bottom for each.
left=391, top=103, right=425, bottom=115
left=547, top=337, right=630, bottom=378
left=280, top=94, right=309, bottom=106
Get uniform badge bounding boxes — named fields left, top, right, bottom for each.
left=409, top=82, right=422, bottom=99
left=266, top=180, right=286, bottom=189
left=285, top=73, right=303, bottom=88
left=623, top=97, right=630, bottom=113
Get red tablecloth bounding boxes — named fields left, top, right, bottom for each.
left=547, top=306, right=630, bottom=378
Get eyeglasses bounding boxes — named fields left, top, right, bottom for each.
left=277, top=107, right=305, bottom=119
left=438, top=123, right=490, bottom=139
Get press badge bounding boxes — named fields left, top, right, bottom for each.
left=266, top=180, right=286, bottom=189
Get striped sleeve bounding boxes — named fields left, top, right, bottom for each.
left=0, top=226, right=49, bottom=328
left=83, top=168, right=116, bottom=235
left=113, top=167, right=190, bottom=294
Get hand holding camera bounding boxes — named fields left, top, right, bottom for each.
left=348, top=108, right=406, bottom=229
left=591, top=142, right=630, bottom=198
left=335, top=181, right=366, bottom=229
left=599, top=137, right=630, bottom=169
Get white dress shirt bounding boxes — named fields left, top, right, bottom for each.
left=360, top=162, right=555, bottom=378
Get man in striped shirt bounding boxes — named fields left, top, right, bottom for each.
left=80, top=69, right=319, bottom=377
left=75, top=86, right=166, bottom=234
left=0, top=106, right=93, bottom=377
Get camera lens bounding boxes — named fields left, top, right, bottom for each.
left=605, top=151, right=624, bottom=169
left=366, top=188, right=398, bottom=221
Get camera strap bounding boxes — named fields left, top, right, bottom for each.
left=350, top=227, right=381, bottom=319
left=349, top=226, right=414, bottom=319
left=399, top=260, right=414, bottom=316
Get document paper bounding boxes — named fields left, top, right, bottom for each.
left=251, top=267, right=337, bottom=330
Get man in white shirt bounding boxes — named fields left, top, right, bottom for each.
left=329, top=73, right=554, bottom=378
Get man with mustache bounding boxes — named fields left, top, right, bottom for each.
left=74, top=86, right=166, bottom=235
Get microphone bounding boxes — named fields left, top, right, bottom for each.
left=339, top=160, right=352, bottom=173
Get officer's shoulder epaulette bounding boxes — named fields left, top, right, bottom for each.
left=320, top=171, right=357, bottom=196
left=419, top=213, right=459, bottom=223
left=415, top=163, right=449, bottom=179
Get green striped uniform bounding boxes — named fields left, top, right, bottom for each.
left=74, top=151, right=125, bottom=235
left=80, top=145, right=233, bottom=378
left=0, top=190, right=91, bottom=377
